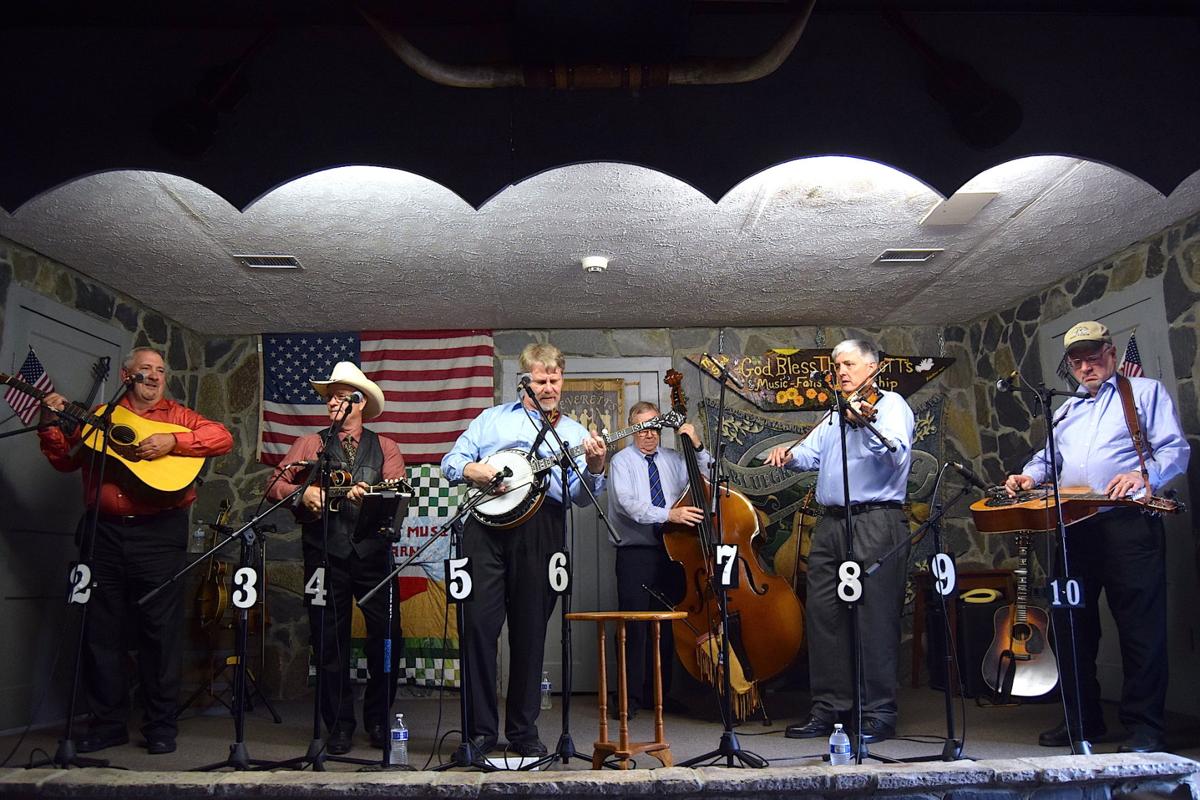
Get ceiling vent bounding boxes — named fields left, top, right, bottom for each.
left=920, top=191, right=998, bottom=226
left=875, top=248, right=944, bottom=264
left=235, top=254, right=303, bottom=270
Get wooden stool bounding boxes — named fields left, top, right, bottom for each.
left=565, top=610, right=687, bottom=770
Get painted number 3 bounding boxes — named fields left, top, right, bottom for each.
left=837, top=560, right=863, bottom=603
left=233, top=567, right=258, bottom=609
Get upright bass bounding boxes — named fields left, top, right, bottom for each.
left=661, top=370, right=805, bottom=718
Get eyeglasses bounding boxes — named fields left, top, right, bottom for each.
left=1067, top=350, right=1107, bottom=369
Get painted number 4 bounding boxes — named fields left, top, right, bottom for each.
left=305, top=566, right=328, bottom=608
left=837, top=560, right=863, bottom=603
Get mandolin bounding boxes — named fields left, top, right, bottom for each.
left=1, top=370, right=205, bottom=493
left=970, top=485, right=1185, bottom=534
left=293, top=475, right=413, bottom=523
left=981, top=532, right=1058, bottom=698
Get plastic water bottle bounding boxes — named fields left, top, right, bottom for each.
left=189, top=525, right=206, bottom=554
left=540, top=671, right=552, bottom=710
left=828, top=723, right=852, bottom=765
left=389, top=712, right=408, bottom=766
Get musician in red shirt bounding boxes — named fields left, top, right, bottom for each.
left=39, top=347, right=233, bottom=755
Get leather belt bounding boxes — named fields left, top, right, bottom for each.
left=97, top=511, right=172, bottom=526
left=824, top=501, right=904, bottom=518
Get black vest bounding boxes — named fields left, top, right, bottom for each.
left=301, top=429, right=388, bottom=559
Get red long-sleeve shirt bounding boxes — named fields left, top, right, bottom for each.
left=39, top=395, right=234, bottom=515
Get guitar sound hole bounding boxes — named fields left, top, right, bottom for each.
left=110, top=425, right=136, bottom=446
left=1011, top=623, right=1032, bottom=642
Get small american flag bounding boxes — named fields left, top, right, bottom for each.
left=258, top=330, right=494, bottom=466
left=4, top=348, right=56, bottom=425
left=1119, top=334, right=1145, bottom=378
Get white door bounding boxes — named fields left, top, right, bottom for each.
left=0, top=286, right=129, bottom=730
left=495, top=357, right=674, bottom=697
left=1036, top=277, right=1198, bottom=715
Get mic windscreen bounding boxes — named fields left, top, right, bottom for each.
left=349, top=391, right=364, bottom=404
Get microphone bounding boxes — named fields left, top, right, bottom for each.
left=344, top=391, right=364, bottom=404
left=125, top=372, right=146, bottom=385
left=518, top=374, right=531, bottom=389
left=485, top=465, right=513, bottom=492
left=995, top=370, right=1018, bottom=393
left=518, top=375, right=540, bottom=405
left=949, top=461, right=989, bottom=491
left=809, top=370, right=829, bottom=382
left=702, top=352, right=745, bottom=388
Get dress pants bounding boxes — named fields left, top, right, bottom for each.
left=1052, top=508, right=1167, bottom=735
left=461, top=502, right=562, bottom=745
left=806, top=507, right=910, bottom=726
left=303, top=544, right=403, bottom=736
left=83, top=508, right=187, bottom=741
left=615, top=545, right=683, bottom=709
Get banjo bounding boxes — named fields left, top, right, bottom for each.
left=468, top=408, right=685, bottom=528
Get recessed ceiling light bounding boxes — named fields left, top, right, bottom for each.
left=875, top=248, right=944, bottom=264
left=235, top=254, right=303, bottom=270
left=581, top=255, right=609, bottom=273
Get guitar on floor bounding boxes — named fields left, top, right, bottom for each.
left=1, top=370, right=205, bottom=493
left=981, top=532, right=1058, bottom=699
left=468, top=408, right=685, bottom=528
left=970, top=485, right=1184, bottom=535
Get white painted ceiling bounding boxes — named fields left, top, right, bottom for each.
left=2, top=156, right=1198, bottom=334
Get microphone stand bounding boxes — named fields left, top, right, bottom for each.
left=27, top=377, right=136, bottom=770
left=516, top=381, right=620, bottom=771
left=679, top=355, right=767, bottom=768
left=1000, top=381, right=1093, bottom=756
left=358, top=470, right=509, bottom=772
left=864, top=465, right=973, bottom=762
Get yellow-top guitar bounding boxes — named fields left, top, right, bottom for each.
left=2, top=370, right=205, bottom=493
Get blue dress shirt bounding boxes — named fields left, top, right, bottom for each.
left=783, top=390, right=914, bottom=506
left=1022, top=374, right=1189, bottom=495
left=607, top=443, right=713, bottom=547
left=441, top=402, right=606, bottom=506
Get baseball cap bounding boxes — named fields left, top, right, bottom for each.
left=1063, top=321, right=1111, bottom=350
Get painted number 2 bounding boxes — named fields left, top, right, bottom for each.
left=837, top=560, right=863, bottom=603
left=232, top=567, right=258, bottom=609
left=67, top=563, right=92, bottom=605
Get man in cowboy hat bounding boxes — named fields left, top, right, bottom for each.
left=268, top=361, right=406, bottom=754
left=1005, top=321, right=1188, bottom=753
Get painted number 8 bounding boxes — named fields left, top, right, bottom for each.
left=837, top=560, right=863, bottom=603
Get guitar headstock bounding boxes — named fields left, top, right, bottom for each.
left=665, top=368, right=687, bottom=416
left=216, top=499, right=232, bottom=527
left=92, top=357, right=111, bottom=383
left=658, top=409, right=685, bottom=430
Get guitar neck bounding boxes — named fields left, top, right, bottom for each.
left=0, top=372, right=103, bottom=428
left=1013, top=532, right=1031, bottom=623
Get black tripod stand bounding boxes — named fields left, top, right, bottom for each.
left=677, top=355, right=768, bottom=769
left=26, top=376, right=137, bottom=770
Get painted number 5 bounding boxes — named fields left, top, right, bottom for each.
left=837, top=560, right=863, bottom=603
left=446, top=557, right=473, bottom=602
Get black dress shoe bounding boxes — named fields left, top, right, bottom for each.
left=851, top=718, right=896, bottom=744
left=75, top=729, right=129, bottom=753
left=785, top=715, right=834, bottom=739
left=508, top=738, right=549, bottom=757
left=1118, top=730, right=1167, bottom=753
left=327, top=729, right=353, bottom=755
left=146, top=738, right=176, bottom=755
left=1038, top=719, right=1106, bottom=747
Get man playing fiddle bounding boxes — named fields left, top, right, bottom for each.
left=765, top=338, right=913, bottom=744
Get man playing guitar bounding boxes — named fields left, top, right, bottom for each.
left=38, top=346, right=233, bottom=755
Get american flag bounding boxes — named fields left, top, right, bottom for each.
left=1119, top=333, right=1144, bottom=378
left=4, top=348, right=56, bottom=425
left=259, top=330, right=494, bottom=465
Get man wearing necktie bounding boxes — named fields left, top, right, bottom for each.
left=267, top=361, right=406, bottom=754
left=607, top=401, right=709, bottom=718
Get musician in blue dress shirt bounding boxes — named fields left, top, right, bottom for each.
left=1005, top=321, right=1188, bottom=753
left=765, top=338, right=914, bottom=745
left=441, top=343, right=607, bottom=759
left=606, top=401, right=710, bottom=717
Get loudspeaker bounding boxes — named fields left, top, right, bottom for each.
left=925, top=591, right=1005, bottom=698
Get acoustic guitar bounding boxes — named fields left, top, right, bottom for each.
left=1, top=371, right=204, bottom=493
left=970, top=485, right=1184, bottom=535
left=980, top=532, right=1058, bottom=698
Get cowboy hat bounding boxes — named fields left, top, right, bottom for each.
left=310, top=361, right=385, bottom=420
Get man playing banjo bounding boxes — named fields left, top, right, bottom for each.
left=441, top=343, right=607, bottom=758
